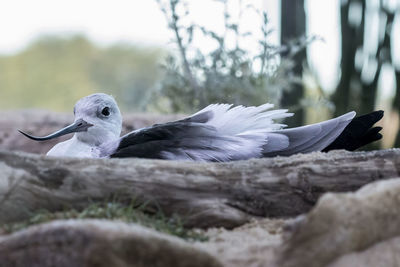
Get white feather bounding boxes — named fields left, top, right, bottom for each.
left=193, top=103, right=293, bottom=135
left=159, top=103, right=294, bottom=161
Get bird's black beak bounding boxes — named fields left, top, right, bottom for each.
left=18, top=118, right=93, bottom=141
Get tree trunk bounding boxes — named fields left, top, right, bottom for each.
left=394, top=70, right=400, bottom=148
left=0, top=149, right=399, bottom=228
left=360, top=6, right=395, bottom=116
left=280, top=0, right=306, bottom=127
left=332, top=0, right=365, bottom=116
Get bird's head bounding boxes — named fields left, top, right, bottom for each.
left=19, top=93, right=122, bottom=146
left=73, top=93, right=122, bottom=145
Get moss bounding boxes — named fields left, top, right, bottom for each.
left=0, top=202, right=207, bottom=242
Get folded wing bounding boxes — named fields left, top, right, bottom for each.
left=106, top=104, right=361, bottom=161
left=108, top=103, right=292, bottom=161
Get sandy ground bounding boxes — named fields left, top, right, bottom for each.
left=196, top=218, right=288, bottom=267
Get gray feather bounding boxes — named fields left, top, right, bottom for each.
left=263, top=112, right=356, bottom=157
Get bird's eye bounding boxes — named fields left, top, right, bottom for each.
left=101, top=107, right=110, bottom=116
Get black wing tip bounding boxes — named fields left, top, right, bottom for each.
left=323, top=110, right=385, bottom=152
left=372, top=126, right=383, bottom=133
left=363, top=126, right=383, bottom=143
left=358, top=110, right=384, bottom=122
left=375, top=132, right=383, bottom=141
left=372, top=110, right=384, bottom=120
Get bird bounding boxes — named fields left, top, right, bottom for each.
left=19, top=93, right=384, bottom=161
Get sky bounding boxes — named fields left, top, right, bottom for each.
left=0, top=0, right=171, bottom=52
left=0, top=0, right=396, bottom=97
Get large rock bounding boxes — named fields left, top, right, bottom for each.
left=196, top=218, right=286, bottom=267
left=0, top=219, right=222, bottom=267
left=197, top=178, right=400, bottom=267
left=275, top=178, right=400, bottom=267
left=327, top=236, right=400, bottom=267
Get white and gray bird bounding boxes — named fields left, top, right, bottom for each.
left=19, top=93, right=383, bottom=161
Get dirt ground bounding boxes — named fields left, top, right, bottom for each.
left=197, top=218, right=288, bottom=267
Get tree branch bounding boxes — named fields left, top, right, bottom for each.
left=0, top=149, right=399, bottom=228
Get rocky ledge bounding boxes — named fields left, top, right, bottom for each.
left=0, top=177, right=400, bottom=266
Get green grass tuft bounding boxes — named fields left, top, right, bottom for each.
left=0, top=202, right=207, bottom=242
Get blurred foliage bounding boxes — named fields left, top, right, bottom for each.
left=154, top=0, right=303, bottom=113
left=0, top=1, right=315, bottom=117
left=0, top=35, right=161, bottom=112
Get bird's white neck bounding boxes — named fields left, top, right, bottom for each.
left=75, top=131, right=117, bottom=146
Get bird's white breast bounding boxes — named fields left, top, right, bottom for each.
left=46, top=136, right=99, bottom=158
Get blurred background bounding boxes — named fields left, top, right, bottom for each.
left=0, top=0, right=399, bottom=149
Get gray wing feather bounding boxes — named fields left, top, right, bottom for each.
left=263, top=112, right=356, bottom=157
left=262, top=133, right=290, bottom=153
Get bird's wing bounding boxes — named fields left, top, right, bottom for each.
left=262, top=111, right=356, bottom=157
left=108, top=103, right=293, bottom=161
left=192, top=103, right=293, bottom=134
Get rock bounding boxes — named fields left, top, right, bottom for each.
left=275, top=178, right=400, bottom=267
left=0, top=219, right=222, bottom=267
left=196, top=218, right=286, bottom=267
left=197, top=178, right=400, bottom=267
left=327, top=235, right=400, bottom=267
